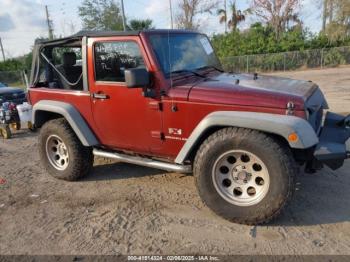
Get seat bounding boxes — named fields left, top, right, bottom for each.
left=56, top=52, right=83, bottom=90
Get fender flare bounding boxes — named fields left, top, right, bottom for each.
left=175, top=111, right=319, bottom=164
left=32, top=100, right=99, bottom=146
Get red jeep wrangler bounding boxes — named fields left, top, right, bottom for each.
left=28, top=30, right=350, bottom=224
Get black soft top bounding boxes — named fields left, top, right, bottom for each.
left=35, top=29, right=198, bottom=46
left=30, top=29, right=198, bottom=85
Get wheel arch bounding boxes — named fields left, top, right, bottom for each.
left=175, top=111, right=319, bottom=164
left=33, top=100, right=99, bottom=146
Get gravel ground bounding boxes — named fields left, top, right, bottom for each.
left=0, top=67, right=349, bottom=255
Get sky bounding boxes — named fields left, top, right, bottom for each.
left=0, top=0, right=322, bottom=59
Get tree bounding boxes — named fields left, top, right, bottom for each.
left=176, top=0, right=218, bottom=30
left=218, top=1, right=247, bottom=32
left=128, top=19, right=154, bottom=30
left=250, top=0, right=301, bottom=39
left=325, top=0, right=350, bottom=41
left=78, top=0, right=124, bottom=31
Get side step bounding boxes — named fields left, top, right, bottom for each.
left=93, top=148, right=192, bottom=173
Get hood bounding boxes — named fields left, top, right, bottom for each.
left=188, top=73, right=319, bottom=110
left=0, top=87, right=24, bottom=95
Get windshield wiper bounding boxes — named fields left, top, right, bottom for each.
left=196, top=65, right=224, bottom=72
left=169, top=69, right=207, bottom=78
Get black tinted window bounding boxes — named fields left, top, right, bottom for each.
left=94, top=41, right=145, bottom=82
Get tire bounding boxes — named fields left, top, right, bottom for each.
left=12, top=122, right=21, bottom=130
left=28, top=122, right=37, bottom=132
left=39, top=118, right=93, bottom=181
left=194, top=127, right=296, bottom=225
left=1, top=126, right=12, bottom=139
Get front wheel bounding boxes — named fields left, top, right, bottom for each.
left=194, top=127, right=296, bottom=225
left=39, top=118, right=93, bottom=181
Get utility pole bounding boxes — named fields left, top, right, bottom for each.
left=45, top=5, right=54, bottom=40
left=329, top=0, right=334, bottom=23
left=169, top=0, right=174, bottom=29
left=322, top=0, right=328, bottom=31
left=224, top=0, right=227, bottom=33
left=120, top=0, right=127, bottom=31
left=0, top=37, right=5, bottom=62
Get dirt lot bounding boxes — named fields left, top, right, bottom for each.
left=0, top=67, right=350, bottom=255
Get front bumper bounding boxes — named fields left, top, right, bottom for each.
left=313, top=112, right=350, bottom=170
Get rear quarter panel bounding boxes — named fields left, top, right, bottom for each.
left=28, top=88, right=100, bottom=138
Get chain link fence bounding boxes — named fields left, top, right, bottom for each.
left=0, top=70, right=30, bottom=88
left=1, top=46, right=350, bottom=86
left=221, top=46, right=350, bottom=73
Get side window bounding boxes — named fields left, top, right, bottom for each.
left=94, top=41, right=146, bottom=82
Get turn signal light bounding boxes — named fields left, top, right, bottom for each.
left=288, top=133, right=299, bottom=142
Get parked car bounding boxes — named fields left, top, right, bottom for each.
left=0, top=82, right=27, bottom=105
left=28, top=30, right=350, bottom=225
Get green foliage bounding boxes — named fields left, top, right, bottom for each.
left=0, top=52, right=32, bottom=72
left=78, top=0, right=124, bottom=31
left=323, top=48, right=346, bottom=67
left=212, top=23, right=350, bottom=72
left=212, top=23, right=350, bottom=59
left=0, top=59, right=23, bottom=71
left=128, top=19, right=154, bottom=30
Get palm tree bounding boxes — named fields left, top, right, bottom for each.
left=128, top=19, right=154, bottom=30
left=227, top=1, right=246, bottom=31
left=217, top=0, right=228, bottom=33
left=218, top=1, right=246, bottom=32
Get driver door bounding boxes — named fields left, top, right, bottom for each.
left=88, top=37, right=162, bottom=154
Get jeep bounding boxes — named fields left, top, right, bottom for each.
left=28, top=30, right=350, bottom=225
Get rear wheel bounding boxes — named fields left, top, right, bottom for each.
left=194, top=127, right=296, bottom=225
left=39, top=118, right=93, bottom=181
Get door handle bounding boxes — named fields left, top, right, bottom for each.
left=92, top=92, right=109, bottom=99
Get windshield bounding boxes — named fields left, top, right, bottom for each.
left=0, top=82, right=6, bottom=87
left=149, top=33, right=222, bottom=77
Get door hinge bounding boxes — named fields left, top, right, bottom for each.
left=149, top=101, right=163, bottom=111
left=151, top=131, right=165, bottom=140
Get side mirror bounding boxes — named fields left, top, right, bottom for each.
left=124, top=68, right=150, bottom=88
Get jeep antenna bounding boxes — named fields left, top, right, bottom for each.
left=169, top=0, right=174, bottom=29
left=168, top=30, right=172, bottom=90
left=167, top=29, right=176, bottom=111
